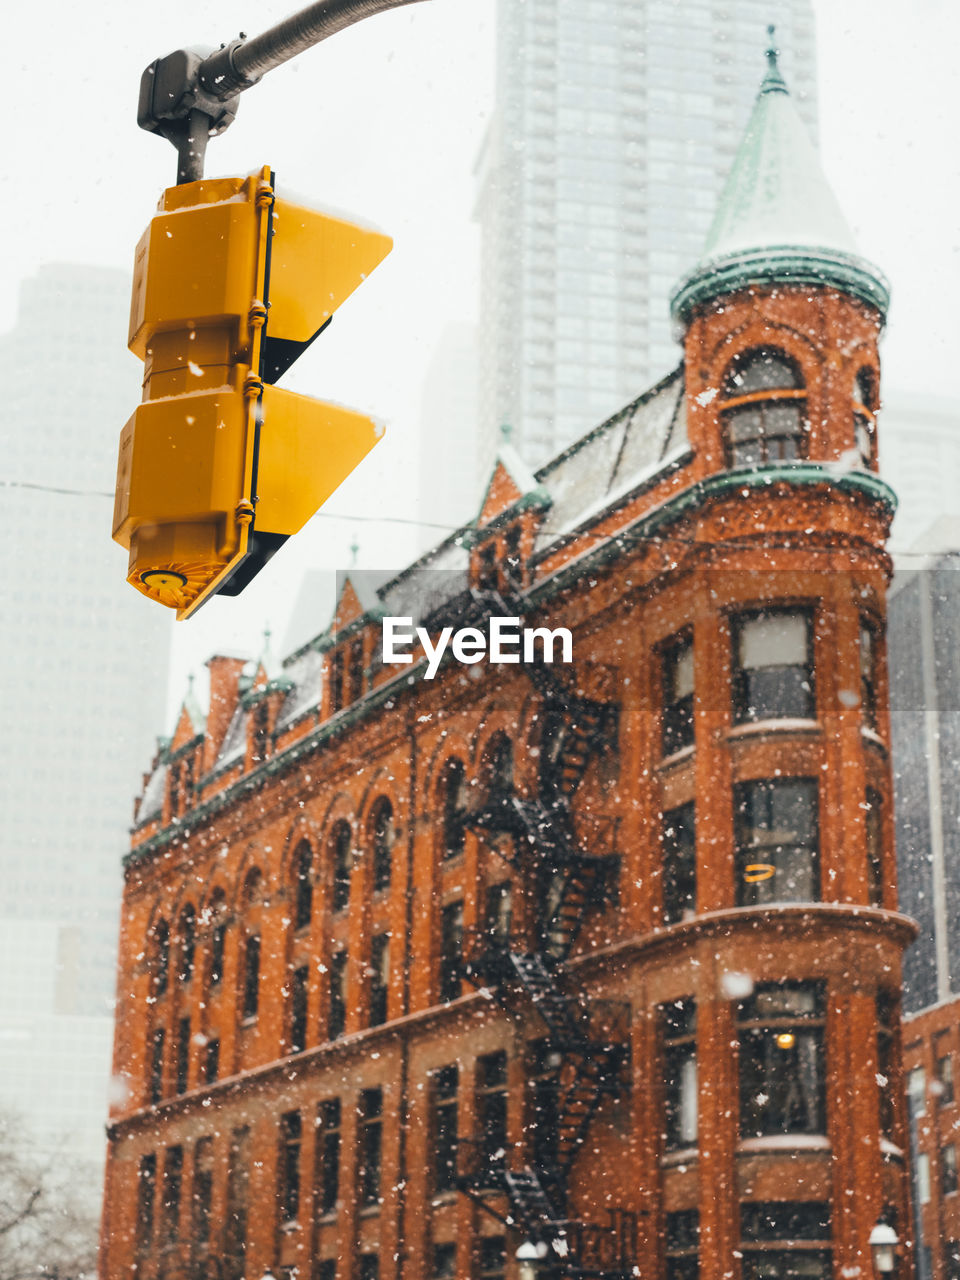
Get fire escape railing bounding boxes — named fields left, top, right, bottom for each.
left=454, top=589, right=631, bottom=1277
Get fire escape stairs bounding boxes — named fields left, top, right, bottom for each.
left=456, top=587, right=625, bottom=1271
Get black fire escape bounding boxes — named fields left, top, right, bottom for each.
left=454, top=590, right=630, bottom=1276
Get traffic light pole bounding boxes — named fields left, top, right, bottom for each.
left=137, top=0, right=430, bottom=182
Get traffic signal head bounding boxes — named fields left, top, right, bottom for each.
left=112, top=165, right=392, bottom=619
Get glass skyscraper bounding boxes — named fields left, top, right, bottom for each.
left=475, top=0, right=817, bottom=466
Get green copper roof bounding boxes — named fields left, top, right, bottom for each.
left=671, top=32, right=889, bottom=324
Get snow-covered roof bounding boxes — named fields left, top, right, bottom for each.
left=138, top=760, right=167, bottom=824
left=671, top=40, right=889, bottom=324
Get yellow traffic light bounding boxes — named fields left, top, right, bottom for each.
left=113, top=165, right=391, bottom=619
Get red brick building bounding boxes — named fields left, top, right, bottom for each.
left=101, top=49, right=917, bottom=1280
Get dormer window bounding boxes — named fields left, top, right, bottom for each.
left=252, top=703, right=269, bottom=764
left=721, top=348, right=806, bottom=467
left=853, top=367, right=877, bottom=467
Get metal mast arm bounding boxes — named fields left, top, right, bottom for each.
left=137, top=0, right=430, bottom=183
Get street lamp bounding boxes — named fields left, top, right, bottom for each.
left=868, top=1222, right=899, bottom=1275
left=515, top=1240, right=549, bottom=1280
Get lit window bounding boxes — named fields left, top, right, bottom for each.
left=917, top=1152, right=931, bottom=1204
left=907, top=1066, right=927, bottom=1118
left=662, top=633, right=694, bottom=756
left=662, top=999, right=697, bottom=1149
left=738, top=984, right=826, bottom=1138
left=721, top=348, right=806, bottom=467
left=735, top=779, right=819, bottom=906
left=732, top=610, right=814, bottom=723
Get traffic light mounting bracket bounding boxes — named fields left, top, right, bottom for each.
left=136, top=0, right=430, bottom=183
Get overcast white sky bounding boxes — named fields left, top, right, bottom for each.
left=3, top=0, right=958, bottom=721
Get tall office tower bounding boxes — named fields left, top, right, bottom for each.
left=475, top=0, right=817, bottom=467
left=0, top=264, right=171, bottom=1164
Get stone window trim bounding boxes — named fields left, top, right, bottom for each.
left=730, top=606, right=816, bottom=726
left=719, top=346, right=808, bottom=469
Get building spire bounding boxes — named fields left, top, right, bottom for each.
left=761, top=24, right=788, bottom=95
left=670, top=30, right=889, bottom=327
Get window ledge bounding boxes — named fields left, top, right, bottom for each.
left=737, top=1134, right=830, bottom=1154
left=658, top=744, right=694, bottom=770
left=879, top=1137, right=905, bottom=1160
left=861, top=726, right=887, bottom=751
left=430, top=1191, right=459, bottom=1207
left=359, top=1203, right=382, bottom=1218
left=280, top=1219, right=300, bottom=1235
left=240, top=1015, right=257, bottom=1028
left=660, top=1146, right=698, bottom=1168
left=728, top=717, right=820, bottom=740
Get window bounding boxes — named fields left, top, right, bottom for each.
left=477, top=1052, right=508, bottom=1169
left=252, top=703, right=269, bottom=763
left=853, top=367, right=877, bottom=467
left=440, top=901, right=464, bottom=1002
left=175, top=1016, right=190, bottom=1095
left=860, top=619, right=878, bottom=730
left=225, top=1128, right=250, bottom=1280
left=442, top=759, right=467, bottom=860
left=135, top=1154, right=156, bottom=1256
left=938, top=1048, right=956, bottom=1107
left=735, top=779, right=819, bottom=906
left=279, top=1111, right=302, bottom=1223
left=359, top=1088, right=383, bottom=1206
left=316, top=1099, right=341, bottom=1215
left=205, top=1038, right=220, bottom=1084
left=371, top=799, right=394, bottom=894
left=347, top=637, right=365, bottom=702
left=359, top=1258, right=379, bottom=1280
left=154, top=920, right=170, bottom=998
left=720, top=348, right=806, bottom=467
left=732, top=610, right=814, bottom=723
left=432, top=1065, right=459, bottom=1193
left=434, top=1243, right=457, bottom=1278
left=479, top=1238, right=506, bottom=1280
left=504, top=523, right=524, bottom=587
left=738, top=984, right=826, bottom=1138
left=662, top=803, right=696, bottom=925
left=290, top=965, right=309, bottom=1053
left=917, top=1152, right=931, bottom=1205
left=662, top=1000, right=697, bottom=1149
left=329, top=951, right=347, bottom=1040
left=293, top=842, right=313, bottom=931
left=477, top=543, right=498, bottom=591
left=177, top=906, right=196, bottom=984
left=161, top=1145, right=183, bottom=1245
left=208, top=921, right=226, bottom=989
left=665, top=1209, right=699, bottom=1280
left=865, top=790, right=884, bottom=907
left=192, top=1138, right=214, bottom=1248
left=877, top=993, right=896, bottom=1136
left=483, top=882, right=513, bottom=950
left=149, top=1027, right=165, bottom=1104
left=907, top=1066, right=926, bottom=1119
left=331, top=822, right=352, bottom=913
left=740, top=1202, right=831, bottom=1280
left=329, top=649, right=344, bottom=714
left=369, top=935, right=389, bottom=1028
left=662, top=634, right=694, bottom=755
left=483, top=734, right=514, bottom=802
left=316, top=1261, right=337, bottom=1280
left=242, top=934, right=260, bottom=1020
left=529, top=1040, right=560, bottom=1172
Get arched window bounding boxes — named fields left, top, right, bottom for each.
left=177, top=905, right=196, bottom=984
left=203, top=890, right=227, bottom=990
left=441, top=759, right=467, bottom=860
left=720, top=348, right=806, bottom=467
left=854, top=367, right=877, bottom=466
left=370, top=799, right=394, bottom=894
left=293, top=841, right=313, bottom=931
left=153, top=919, right=170, bottom=997
left=331, top=821, right=353, bottom=913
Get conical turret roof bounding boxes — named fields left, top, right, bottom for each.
left=671, top=31, right=889, bottom=325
